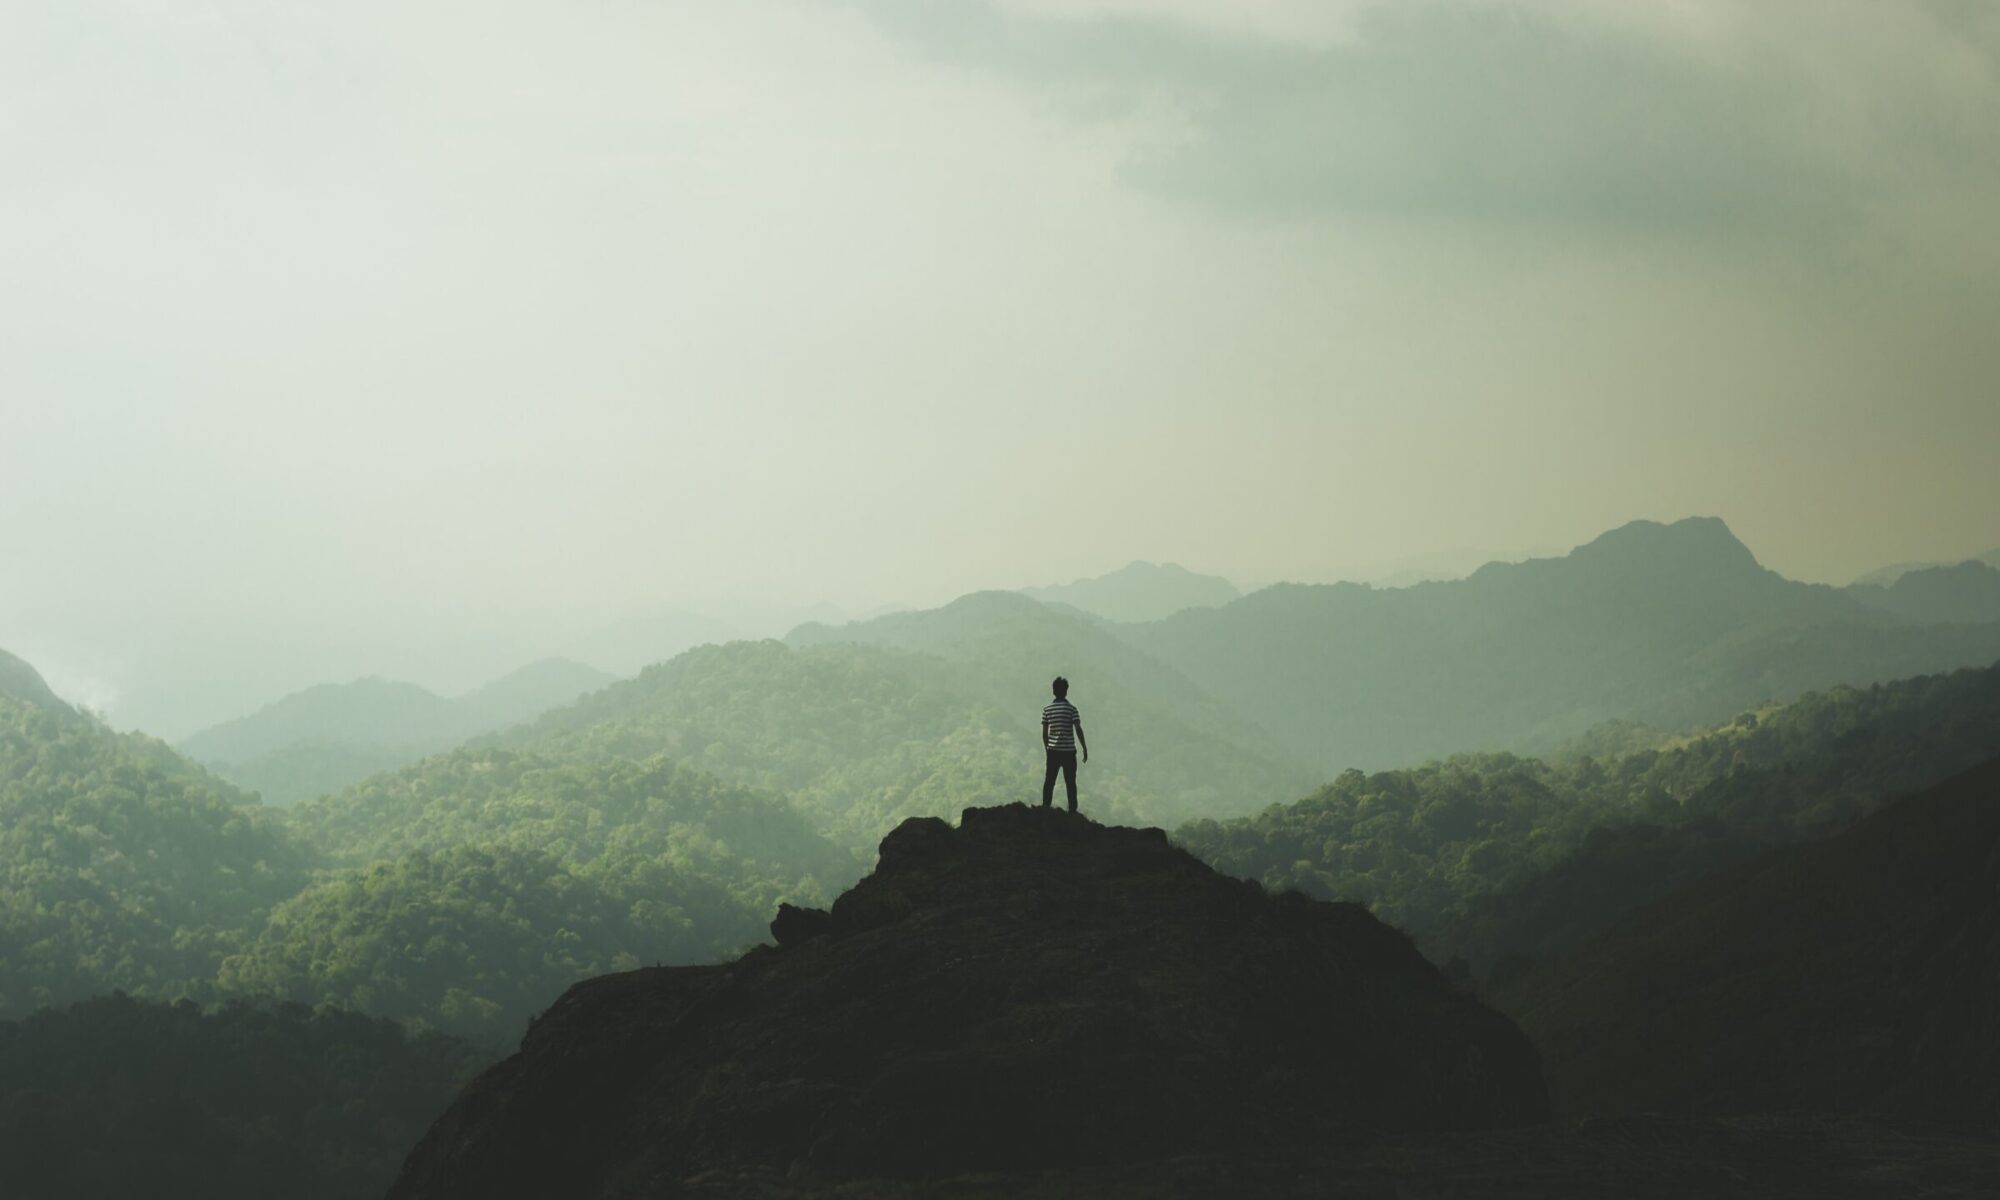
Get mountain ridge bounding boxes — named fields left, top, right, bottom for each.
left=1018, top=560, right=1240, bottom=622
left=1117, top=517, right=2000, bottom=771
left=0, top=648, right=73, bottom=715
left=178, top=657, right=617, bottom=804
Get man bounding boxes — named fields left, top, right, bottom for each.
left=1040, top=675, right=1088, bottom=812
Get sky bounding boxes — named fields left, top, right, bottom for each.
left=2, top=0, right=1997, bottom=734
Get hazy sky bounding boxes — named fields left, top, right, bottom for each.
left=3, top=1, right=1998, bottom=732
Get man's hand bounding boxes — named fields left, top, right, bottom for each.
left=1081, top=749, right=1088, bottom=766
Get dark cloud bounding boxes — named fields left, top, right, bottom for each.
left=855, top=1, right=2000, bottom=238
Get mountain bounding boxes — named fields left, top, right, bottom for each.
left=0, top=685, right=311, bottom=1018
left=1176, top=660, right=2000, bottom=978
left=1125, top=517, right=2000, bottom=773
left=1852, top=547, right=2000, bottom=587
left=0, top=648, right=71, bottom=714
left=451, top=657, right=622, bottom=729
left=1496, top=756, right=2000, bottom=1122
left=179, top=658, right=616, bottom=805
left=182, top=678, right=456, bottom=766
left=1018, top=560, right=1240, bottom=622
left=0, top=993, right=481, bottom=1200
left=512, top=610, right=1311, bottom=844
left=244, top=747, right=855, bottom=1037
left=387, top=805, right=1546, bottom=1198
left=1848, top=560, right=2000, bottom=624
left=786, top=588, right=1303, bottom=796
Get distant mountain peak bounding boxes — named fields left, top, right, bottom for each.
left=1020, top=561, right=1240, bottom=623
left=0, top=649, right=72, bottom=714
left=1568, top=516, right=1763, bottom=572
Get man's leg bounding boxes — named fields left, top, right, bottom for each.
left=1062, top=752, right=1078, bottom=812
left=1042, top=751, right=1059, bottom=807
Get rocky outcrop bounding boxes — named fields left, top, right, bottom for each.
left=390, top=805, right=1547, bottom=1198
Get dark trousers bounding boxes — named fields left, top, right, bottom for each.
left=1042, top=749, right=1078, bottom=811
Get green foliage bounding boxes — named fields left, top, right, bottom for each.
left=0, top=697, right=310, bottom=1017
left=514, top=640, right=1044, bottom=844
left=284, top=746, right=854, bottom=912
left=1176, top=664, right=2000, bottom=972
left=242, top=748, right=856, bottom=1034
left=1, top=687, right=850, bottom=1036
left=218, top=843, right=746, bottom=1037
left=0, top=992, right=483, bottom=1200
left=517, top=615, right=1309, bottom=848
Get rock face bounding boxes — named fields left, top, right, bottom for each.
left=390, top=805, right=1546, bottom=1198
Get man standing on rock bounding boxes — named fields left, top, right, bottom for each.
left=1041, top=676, right=1088, bottom=812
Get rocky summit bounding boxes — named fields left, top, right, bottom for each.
left=389, top=804, right=1546, bottom=1198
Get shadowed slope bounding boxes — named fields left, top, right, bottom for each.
left=389, top=805, right=1546, bottom=1198
left=1498, top=756, right=2000, bottom=1120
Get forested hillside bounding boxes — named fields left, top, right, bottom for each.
left=1126, top=518, right=2000, bottom=772
left=1495, top=757, right=2000, bottom=1121
left=0, top=994, right=481, bottom=1200
left=0, top=649, right=852, bottom=1036
left=253, top=748, right=855, bottom=1034
left=1176, top=662, right=2000, bottom=974
left=179, top=658, right=616, bottom=805
left=514, top=623, right=1310, bottom=844
left=0, top=690, right=309, bottom=1019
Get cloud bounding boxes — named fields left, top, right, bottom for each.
left=854, top=0, right=2000, bottom=241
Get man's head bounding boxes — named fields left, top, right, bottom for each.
left=1051, top=676, right=1069, bottom=699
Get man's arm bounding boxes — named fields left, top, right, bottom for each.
left=1075, top=719, right=1088, bottom=765
left=1041, top=717, right=1049, bottom=749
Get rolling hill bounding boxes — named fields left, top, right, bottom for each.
left=179, top=658, right=617, bottom=805
left=1847, top=559, right=2000, bottom=625
left=507, top=598, right=1312, bottom=845
left=0, top=664, right=310, bottom=1018
left=1176, top=660, right=2000, bottom=975
left=1018, top=560, right=1240, bottom=622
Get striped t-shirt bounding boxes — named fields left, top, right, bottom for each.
left=1042, top=699, right=1081, bottom=752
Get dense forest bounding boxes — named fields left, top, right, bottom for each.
left=251, top=748, right=856, bottom=1035
left=15, top=644, right=1999, bottom=1037
left=0, top=684, right=850, bottom=1036
left=5, top=533, right=2000, bottom=1193
left=1176, top=662, right=2000, bottom=973
left=0, top=993, right=479, bottom=1200
left=0, top=692, right=307, bottom=1018
left=513, top=628, right=1310, bottom=840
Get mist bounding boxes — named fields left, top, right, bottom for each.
left=4, top=0, right=1997, bottom=733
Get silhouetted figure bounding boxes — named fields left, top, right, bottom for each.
left=1041, top=675, right=1087, bottom=812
